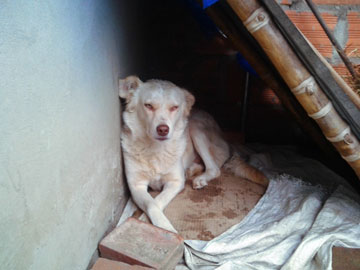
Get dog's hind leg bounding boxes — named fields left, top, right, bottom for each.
left=191, top=131, right=225, bottom=189
left=224, top=153, right=269, bottom=187
left=185, top=162, right=204, bottom=180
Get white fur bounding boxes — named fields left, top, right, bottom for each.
left=119, top=76, right=230, bottom=232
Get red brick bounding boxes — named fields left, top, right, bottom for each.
left=333, top=64, right=351, bottom=77
left=332, top=64, right=360, bottom=91
left=279, top=0, right=292, bottom=5
left=313, top=0, right=360, bottom=4
left=345, top=12, right=360, bottom=58
left=91, top=258, right=153, bottom=270
left=280, top=0, right=360, bottom=6
left=99, top=218, right=184, bottom=270
left=285, top=11, right=337, bottom=58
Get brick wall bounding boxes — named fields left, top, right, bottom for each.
left=278, top=0, right=360, bottom=86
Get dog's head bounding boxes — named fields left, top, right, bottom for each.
left=119, top=76, right=195, bottom=142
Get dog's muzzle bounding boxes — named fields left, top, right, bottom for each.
left=156, top=124, right=169, bottom=140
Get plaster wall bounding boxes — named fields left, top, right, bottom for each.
left=0, top=1, right=128, bottom=269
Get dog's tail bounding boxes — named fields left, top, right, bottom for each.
left=223, top=153, right=269, bottom=187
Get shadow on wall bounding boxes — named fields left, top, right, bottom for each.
left=118, top=0, right=308, bottom=145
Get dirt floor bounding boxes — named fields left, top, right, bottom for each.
left=164, top=170, right=265, bottom=240
left=143, top=168, right=360, bottom=269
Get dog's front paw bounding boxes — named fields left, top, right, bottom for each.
left=192, top=176, right=208, bottom=189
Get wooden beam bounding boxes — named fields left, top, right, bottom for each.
left=205, top=3, right=339, bottom=160
left=226, top=0, right=360, bottom=179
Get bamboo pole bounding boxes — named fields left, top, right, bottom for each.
left=226, top=0, right=360, bottom=179
left=204, top=5, right=340, bottom=161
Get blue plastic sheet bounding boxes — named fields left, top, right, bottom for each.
left=202, top=0, right=219, bottom=9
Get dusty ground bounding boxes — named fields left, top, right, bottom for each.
left=164, top=169, right=266, bottom=240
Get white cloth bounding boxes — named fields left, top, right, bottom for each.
left=183, top=146, right=360, bottom=270
left=118, top=145, right=360, bottom=270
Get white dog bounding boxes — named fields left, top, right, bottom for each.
left=119, top=76, right=268, bottom=233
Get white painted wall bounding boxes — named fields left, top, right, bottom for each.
left=0, top=1, right=128, bottom=269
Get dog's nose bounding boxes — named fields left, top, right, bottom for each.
left=156, top=124, right=169, bottom=136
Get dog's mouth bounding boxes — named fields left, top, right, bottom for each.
left=156, top=137, right=168, bottom=141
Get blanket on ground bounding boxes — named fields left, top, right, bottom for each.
left=183, top=145, right=360, bottom=270
left=118, top=146, right=360, bottom=270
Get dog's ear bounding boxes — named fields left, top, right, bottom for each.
left=183, top=90, right=195, bottom=117
left=119, top=76, right=142, bottom=100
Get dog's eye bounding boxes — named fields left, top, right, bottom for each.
left=170, top=105, right=179, bottom=112
left=144, top=103, right=154, bottom=110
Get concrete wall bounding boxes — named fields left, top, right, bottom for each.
left=0, top=1, right=128, bottom=269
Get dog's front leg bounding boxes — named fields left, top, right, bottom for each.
left=155, top=169, right=185, bottom=211
left=129, top=182, right=177, bottom=233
